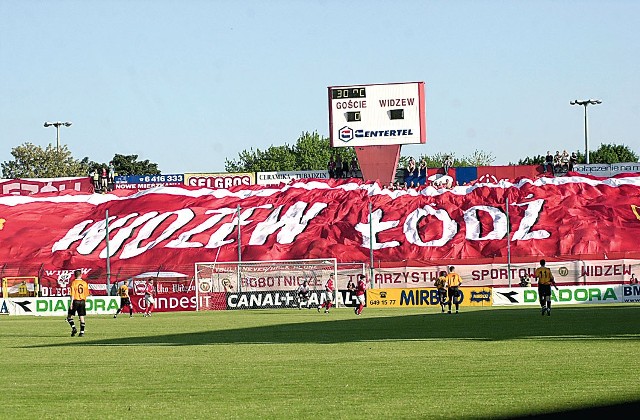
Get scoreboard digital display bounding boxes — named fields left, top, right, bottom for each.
left=327, top=82, right=426, bottom=148
left=331, top=87, right=367, bottom=99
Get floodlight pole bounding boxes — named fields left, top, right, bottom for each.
left=237, top=205, right=242, bottom=292
left=506, top=197, right=511, bottom=287
left=44, top=121, right=72, bottom=153
left=368, top=201, right=374, bottom=289
left=570, top=99, right=601, bottom=164
left=105, top=210, right=111, bottom=294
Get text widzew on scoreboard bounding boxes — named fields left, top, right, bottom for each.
left=328, top=82, right=426, bottom=147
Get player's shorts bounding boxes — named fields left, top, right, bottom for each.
left=68, top=300, right=87, bottom=317
left=298, top=293, right=310, bottom=301
left=323, top=290, right=334, bottom=303
left=437, top=288, right=447, bottom=302
left=356, top=294, right=366, bottom=305
left=145, top=294, right=155, bottom=306
left=447, top=287, right=460, bottom=302
left=538, top=284, right=552, bottom=298
left=120, top=298, right=131, bottom=308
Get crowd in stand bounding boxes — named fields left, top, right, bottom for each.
left=90, top=161, right=116, bottom=193
left=327, top=156, right=359, bottom=179
left=542, top=150, right=578, bottom=175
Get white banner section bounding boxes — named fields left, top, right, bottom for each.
left=492, top=285, right=627, bottom=306
left=0, top=296, right=120, bottom=316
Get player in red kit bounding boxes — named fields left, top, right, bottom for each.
left=318, top=273, right=335, bottom=314
left=143, top=279, right=156, bottom=317
left=355, top=274, right=367, bottom=315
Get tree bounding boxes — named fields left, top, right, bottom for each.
left=589, top=143, right=638, bottom=164
left=109, top=154, right=160, bottom=176
left=225, top=131, right=356, bottom=172
left=1, top=142, right=90, bottom=178
left=518, top=143, right=638, bottom=165
left=400, top=150, right=496, bottom=168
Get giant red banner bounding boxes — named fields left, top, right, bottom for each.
left=2, top=176, right=640, bottom=285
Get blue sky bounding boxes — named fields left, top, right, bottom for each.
left=1, top=0, right=638, bottom=174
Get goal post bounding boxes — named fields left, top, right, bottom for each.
left=2, top=277, right=39, bottom=299
left=194, top=258, right=339, bottom=311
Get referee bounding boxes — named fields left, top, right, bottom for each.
left=67, top=270, right=90, bottom=337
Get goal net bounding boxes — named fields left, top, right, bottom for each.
left=195, top=259, right=338, bottom=311
left=2, top=277, right=39, bottom=299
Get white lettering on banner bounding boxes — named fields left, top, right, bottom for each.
left=103, top=213, right=157, bottom=257
left=404, top=206, right=457, bottom=247
left=511, top=199, right=550, bottom=240
left=356, top=209, right=400, bottom=249
left=51, top=199, right=552, bottom=257
left=187, top=176, right=251, bottom=189
left=249, top=202, right=328, bottom=245
left=464, top=206, right=507, bottom=240
left=357, top=201, right=548, bottom=250
left=121, top=209, right=195, bottom=259
left=207, top=206, right=268, bottom=248
left=166, top=208, right=235, bottom=248
left=154, top=296, right=196, bottom=310
left=52, top=202, right=327, bottom=258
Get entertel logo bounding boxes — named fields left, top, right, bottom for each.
left=339, top=126, right=414, bottom=143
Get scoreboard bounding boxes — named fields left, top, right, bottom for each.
left=328, top=82, right=426, bottom=148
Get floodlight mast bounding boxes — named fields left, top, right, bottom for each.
left=44, top=121, right=73, bottom=152
left=570, top=99, right=601, bottom=164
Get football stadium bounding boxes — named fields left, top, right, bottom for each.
left=3, top=3, right=640, bottom=418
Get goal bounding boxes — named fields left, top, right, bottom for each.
left=195, top=259, right=338, bottom=311
left=2, top=277, right=39, bottom=299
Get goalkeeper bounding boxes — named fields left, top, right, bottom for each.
left=296, top=280, right=311, bottom=309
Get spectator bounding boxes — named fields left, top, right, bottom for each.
left=327, top=157, right=336, bottom=179
left=101, top=166, right=108, bottom=192
left=418, top=159, right=427, bottom=186
left=342, top=158, right=349, bottom=179
left=561, top=150, right=570, bottom=171
left=443, top=155, right=453, bottom=175
left=553, top=151, right=562, bottom=173
left=569, top=152, right=578, bottom=171
left=335, top=155, right=343, bottom=179
left=405, top=157, right=417, bottom=186
left=108, top=162, right=115, bottom=183
left=543, top=151, right=554, bottom=174
left=91, top=170, right=100, bottom=191
left=350, top=157, right=359, bottom=178
left=630, top=274, right=638, bottom=285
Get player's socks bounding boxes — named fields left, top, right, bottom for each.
left=80, top=322, right=85, bottom=334
left=67, top=318, right=75, bottom=328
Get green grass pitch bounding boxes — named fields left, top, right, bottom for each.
left=1, top=305, right=639, bottom=419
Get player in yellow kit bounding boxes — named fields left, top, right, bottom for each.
left=114, top=281, right=133, bottom=318
left=445, top=266, right=463, bottom=314
left=535, top=259, right=558, bottom=316
left=66, top=270, right=90, bottom=337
